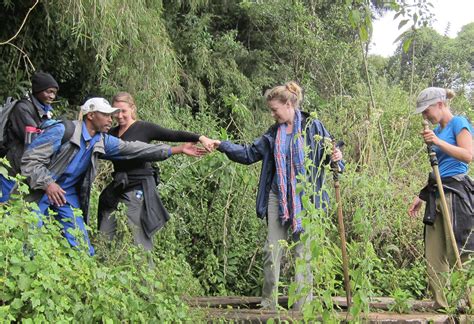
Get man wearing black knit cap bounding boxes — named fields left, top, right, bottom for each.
left=0, top=71, right=59, bottom=202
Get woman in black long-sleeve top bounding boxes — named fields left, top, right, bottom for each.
left=98, top=92, right=213, bottom=250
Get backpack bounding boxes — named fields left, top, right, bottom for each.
left=39, top=119, right=75, bottom=146
left=0, top=97, right=74, bottom=157
left=0, top=97, right=36, bottom=157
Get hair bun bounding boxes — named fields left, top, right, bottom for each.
left=285, top=81, right=302, bottom=101
left=445, top=89, right=455, bottom=100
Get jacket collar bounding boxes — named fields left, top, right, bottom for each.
left=29, top=93, right=51, bottom=118
left=266, top=110, right=310, bottom=137
left=69, top=121, right=106, bottom=155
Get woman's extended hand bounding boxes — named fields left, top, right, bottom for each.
left=199, top=136, right=221, bottom=152
left=408, top=196, right=423, bottom=217
left=212, top=140, right=221, bottom=150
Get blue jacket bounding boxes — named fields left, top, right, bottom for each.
left=218, top=112, right=343, bottom=219
left=21, top=120, right=171, bottom=223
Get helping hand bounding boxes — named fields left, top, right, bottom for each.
left=212, top=140, right=221, bottom=150
left=180, top=142, right=208, bottom=157
left=199, top=136, right=221, bottom=152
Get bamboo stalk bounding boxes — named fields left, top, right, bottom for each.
left=332, top=141, right=351, bottom=310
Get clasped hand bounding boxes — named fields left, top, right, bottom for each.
left=421, top=128, right=439, bottom=146
left=331, top=147, right=343, bottom=162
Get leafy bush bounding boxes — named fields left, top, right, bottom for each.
left=0, top=175, right=202, bottom=322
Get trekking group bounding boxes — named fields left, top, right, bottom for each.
left=0, top=71, right=472, bottom=310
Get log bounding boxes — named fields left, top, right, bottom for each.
left=201, top=308, right=472, bottom=324
left=186, top=295, right=436, bottom=311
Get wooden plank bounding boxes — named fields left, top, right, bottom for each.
left=186, top=296, right=436, bottom=311
left=200, top=308, right=472, bottom=323
left=333, top=296, right=436, bottom=311
left=185, top=296, right=262, bottom=308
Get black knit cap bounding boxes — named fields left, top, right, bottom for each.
left=31, top=71, right=59, bottom=94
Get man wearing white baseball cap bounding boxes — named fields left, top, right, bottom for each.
left=21, top=97, right=205, bottom=256
left=81, top=97, right=121, bottom=114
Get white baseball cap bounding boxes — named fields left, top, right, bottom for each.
left=415, top=87, right=446, bottom=114
left=81, top=97, right=120, bottom=115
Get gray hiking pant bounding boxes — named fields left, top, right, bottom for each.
left=261, top=192, right=313, bottom=310
left=99, top=188, right=153, bottom=251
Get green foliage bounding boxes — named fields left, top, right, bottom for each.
left=0, top=175, right=202, bottom=322
left=387, top=26, right=473, bottom=91
left=389, top=288, right=412, bottom=313
left=1, top=0, right=473, bottom=320
left=157, top=109, right=266, bottom=296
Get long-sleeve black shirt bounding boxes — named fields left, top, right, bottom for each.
left=109, top=120, right=200, bottom=172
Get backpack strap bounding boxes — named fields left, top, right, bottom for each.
left=16, top=97, right=37, bottom=117
left=39, top=119, right=76, bottom=145
left=60, top=120, right=75, bottom=145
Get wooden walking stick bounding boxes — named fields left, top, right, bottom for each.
left=331, top=140, right=351, bottom=310
left=422, top=120, right=472, bottom=308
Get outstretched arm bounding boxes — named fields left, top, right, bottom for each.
left=103, top=135, right=172, bottom=162
left=215, top=137, right=266, bottom=165
left=171, top=142, right=207, bottom=157
left=140, top=121, right=218, bottom=152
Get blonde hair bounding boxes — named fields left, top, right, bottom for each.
left=445, top=89, right=455, bottom=100
left=112, top=91, right=138, bottom=120
left=264, top=81, right=303, bottom=108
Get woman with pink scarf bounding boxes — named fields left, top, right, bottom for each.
left=215, top=81, right=343, bottom=310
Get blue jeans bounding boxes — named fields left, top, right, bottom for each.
left=0, top=174, right=16, bottom=202
left=37, top=194, right=95, bottom=256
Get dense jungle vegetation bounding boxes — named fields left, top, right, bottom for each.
left=1, top=0, right=473, bottom=322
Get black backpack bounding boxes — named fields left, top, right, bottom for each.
left=39, top=119, right=76, bottom=146
left=0, top=97, right=35, bottom=157
left=0, top=97, right=74, bottom=157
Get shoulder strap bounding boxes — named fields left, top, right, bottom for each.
left=61, top=120, right=75, bottom=145
left=17, top=97, right=36, bottom=114
left=39, top=119, right=75, bottom=145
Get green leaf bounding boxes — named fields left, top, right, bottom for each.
left=349, top=10, right=360, bottom=28
left=398, top=19, right=409, bottom=30
left=0, top=165, right=9, bottom=177
left=359, top=26, right=368, bottom=42
left=390, top=2, right=400, bottom=11
left=18, top=274, right=32, bottom=291
left=31, top=297, right=41, bottom=308
left=402, top=37, right=413, bottom=53
left=393, top=30, right=409, bottom=44
left=10, top=298, right=23, bottom=310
